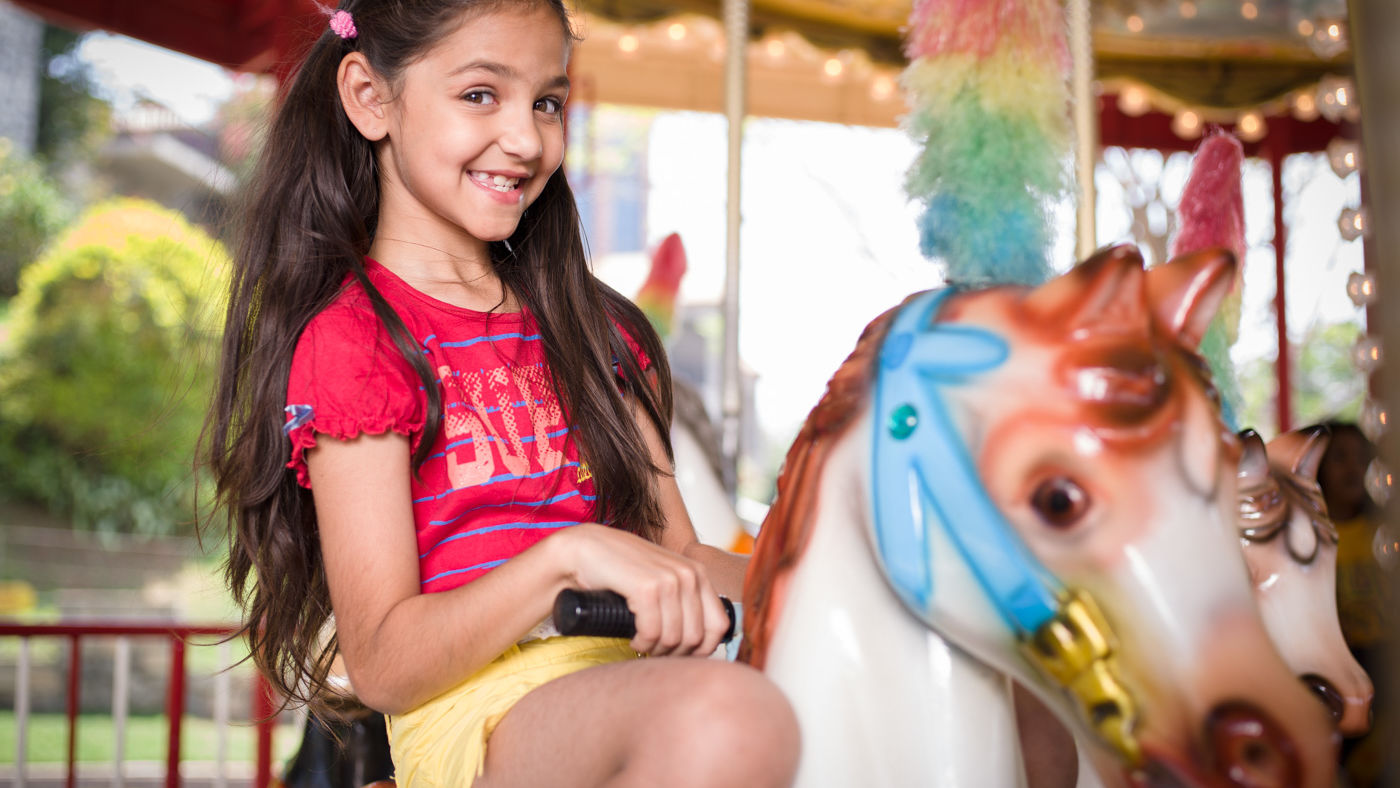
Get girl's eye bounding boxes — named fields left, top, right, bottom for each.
left=462, top=91, right=496, bottom=105
left=535, top=96, right=564, bottom=115
left=1030, top=476, right=1090, bottom=529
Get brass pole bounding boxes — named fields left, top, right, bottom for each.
left=1346, top=1, right=1400, bottom=784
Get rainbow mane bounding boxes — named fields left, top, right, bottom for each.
left=902, top=0, right=1072, bottom=287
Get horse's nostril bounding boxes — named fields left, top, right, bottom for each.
left=1206, top=701, right=1301, bottom=788
left=1300, top=674, right=1346, bottom=722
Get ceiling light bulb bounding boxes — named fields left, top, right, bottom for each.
left=1172, top=110, right=1202, bottom=139
left=1347, top=271, right=1379, bottom=307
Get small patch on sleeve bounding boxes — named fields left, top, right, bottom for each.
left=283, top=404, right=315, bottom=435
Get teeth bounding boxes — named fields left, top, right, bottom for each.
left=473, top=172, right=520, bottom=192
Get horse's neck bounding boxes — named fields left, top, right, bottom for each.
left=761, top=412, right=1028, bottom=788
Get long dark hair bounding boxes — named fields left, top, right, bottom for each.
left=202, top=0, right=673, bottom=708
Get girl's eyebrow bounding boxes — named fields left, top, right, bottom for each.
left=446, top=60, right=570, bottom=91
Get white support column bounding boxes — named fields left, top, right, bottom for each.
left=112, top=637, right=131, bottom=788
left=1068, top=0, right=1098, bottom=259
left=719, top=0, right=751, bottom=498
left=16, top=637, right=30, bottom=788
left=214, top=640, right=232, bottom=788
left=1347, top=0, right=1400, bottom=766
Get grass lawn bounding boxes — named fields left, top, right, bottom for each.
left=0, top=712, right=303, bottom=765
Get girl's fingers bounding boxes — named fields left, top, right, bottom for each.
left=653, top=571, right=686, bottom=656
left=674, top=562, right=706, bottom=656
left=629, top=598, right=661, bottom=655
left=696, top=576, right=728, bottom=657
left=566, top=525, right=721, bottom=656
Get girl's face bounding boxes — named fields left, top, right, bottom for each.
left=376, top=3, right=569, bottom=252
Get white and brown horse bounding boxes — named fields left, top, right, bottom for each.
left=1237, top=427, right=1374, bottom=736
left=739, top=246, right=1340, bottom=787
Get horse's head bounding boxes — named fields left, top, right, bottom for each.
left=869, top=245, right=1339, bottom=786
left=1238, top=427, right=1374, bottom=736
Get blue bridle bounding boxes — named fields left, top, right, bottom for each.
left=869, top=289, right=1143, bottom=763
left=870, top=288, right=1061, bottom=636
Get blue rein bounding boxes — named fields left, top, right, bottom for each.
left=871, top=288, right=1061, bottom=636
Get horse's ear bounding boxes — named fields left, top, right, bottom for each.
left=1267, top=425, right=1331, bottom=483
left=1144, top=248, right=1238, bottom=348
left=1237, top=428, right=1271, bottom=494
left=1022, top=244, right=1149, bottom=334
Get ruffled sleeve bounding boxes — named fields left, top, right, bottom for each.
left=612, top=320, right=653, bottom=387
left=285, top=296, right=425, bottom=488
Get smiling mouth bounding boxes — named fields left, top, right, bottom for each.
left=470, top=171, right=522, bottom=192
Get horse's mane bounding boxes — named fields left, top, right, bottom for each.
left=739, top=302, right=902, bottom=669
left=1246, top=464, right=1339, bottom=565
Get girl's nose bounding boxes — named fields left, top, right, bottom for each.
left=498, top=109, right=544, bottom=160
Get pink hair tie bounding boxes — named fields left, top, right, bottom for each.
left=328, top=9, right=358, bottom=39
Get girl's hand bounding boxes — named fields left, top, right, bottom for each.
left=551, top=523, right=729, bottom=657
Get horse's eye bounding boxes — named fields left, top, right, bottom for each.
left=1031, top=477, right=1090, bottom=529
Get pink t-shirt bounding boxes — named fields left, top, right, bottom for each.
left=285, top=259, right=647, bottom=593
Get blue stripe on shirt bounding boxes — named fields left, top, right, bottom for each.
left=421, top=559, right=507, bottom=586
left=419, top=520, right=576, bottom=559
left=419, top=489, right=596, bottom=521
left=413, top=466, right=586, bottom=504
left=433, top=428, right=571, bottom=457
left=436, top=332, right=542, bottom=349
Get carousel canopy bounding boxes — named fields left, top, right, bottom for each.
left=12, top=0, right=1352, bottom=147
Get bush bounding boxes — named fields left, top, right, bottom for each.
left=0, top=198, right=227, bottom=535
left=0, top=140, right=72, bottom=298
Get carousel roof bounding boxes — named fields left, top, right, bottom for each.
left=12, top=0, right=1353, bottom=147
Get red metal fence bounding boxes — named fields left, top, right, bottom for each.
left=0, top=621, right=279, bottom=788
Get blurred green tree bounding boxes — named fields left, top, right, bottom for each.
left=0, top=198, right=228, bottom=535
left=1237, top=320, right=1367, bottom=436
left=36, top=26, right=112, bottom=170
left=0, top=142, right=72, bottom=298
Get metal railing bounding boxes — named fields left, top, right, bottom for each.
left=0, top=621, right=279, bottom=788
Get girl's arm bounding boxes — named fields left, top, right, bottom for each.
left=310, top=430, right=732, bottom=715
left=629, top=398, right=750, bottom=601
left=308, top=431, right=571, bottom=713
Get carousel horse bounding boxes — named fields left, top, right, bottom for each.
left=633, top=230, right=752, bottom=554
left=1070, top=426, right=1374, bottom=787
left=672, top=377, right=752, bottom=553
left=739, top=244, right=1340, bottom=787
left=1237, top=427, right=1374, bottom=735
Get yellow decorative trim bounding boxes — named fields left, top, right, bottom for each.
left=1021, top=589, right=1141, bottom=765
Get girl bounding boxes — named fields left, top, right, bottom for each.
left=205, top=1, right=800, bottom=785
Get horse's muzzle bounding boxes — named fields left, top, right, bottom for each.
left=1204, top=700, right=1303, bottom=788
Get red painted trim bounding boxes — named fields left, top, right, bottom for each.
left=0, top=622, right=236, bottom=637
left=65, top=634, right=79, bottom=788
left=1098, top=95, right=1352, bottom=155
left=0, top=621, right=277, bottom=786
left=165, top=636, right=187, bottom=788
left=253, top=674, right=276, bottom=788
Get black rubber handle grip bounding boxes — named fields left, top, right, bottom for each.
left=553, top=589, right=737, bottom=644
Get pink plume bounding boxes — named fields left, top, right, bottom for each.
left=634, top=233, right=688, bottom=337
left=1171, top=131, right=1245, bottom=263
left=641, top=233, right=687, bottom=295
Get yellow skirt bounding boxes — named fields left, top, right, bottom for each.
left=386, top=636, right=638, bottom=787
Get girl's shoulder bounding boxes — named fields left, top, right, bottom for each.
left=306, top=260, right=412, bottom=332
left=292, top=262, right=423, bottom=386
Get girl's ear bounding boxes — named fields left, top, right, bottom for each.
left=338, top=53, right=389, bottom=141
